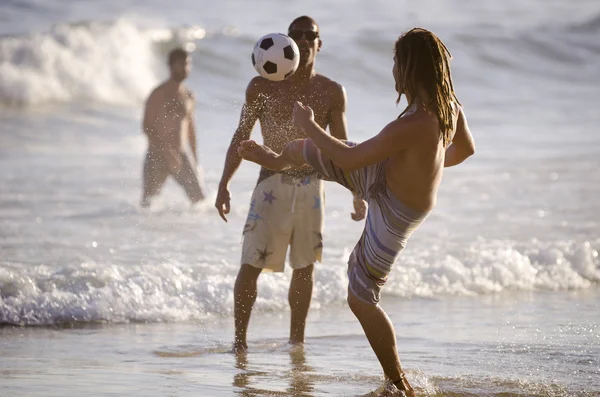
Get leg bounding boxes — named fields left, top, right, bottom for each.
left=238, top=139, right=308, bottom=171
left=287, top=178, right=323, bottom=345
left=347, top=291, right=415, bottom=397
left=288, top=264, right=314, bottom=344
left=233, top=264, right=263, bottom=352
left=142, top=149, right=169, bottom=207
left=236, top=174, right=294, bottom=349
left=172, top=152, right=205, bottom=204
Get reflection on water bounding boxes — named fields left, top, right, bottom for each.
left=233, top=345, right=316, bottom=397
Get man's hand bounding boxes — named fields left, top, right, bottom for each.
left=351, top=194, right=367, bottom=221
left=215, top=185, right=231, bottom=222
left=163, top=148, right=182, bottom=174
left=292, top=101, right=315, bottom=130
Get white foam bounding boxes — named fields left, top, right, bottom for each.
left=0, top=19, right=160, bottom=106
left=1, top=239, right=597, bottom=326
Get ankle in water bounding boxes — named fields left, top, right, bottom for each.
left=392, top=377, right=407, bottom=391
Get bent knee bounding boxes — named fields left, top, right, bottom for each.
left=238, top=263, right=263, bottom=280
left=347, top=288, right=376, bottom=315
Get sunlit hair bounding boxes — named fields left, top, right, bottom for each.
left=394, top=28, right=460, bottom=147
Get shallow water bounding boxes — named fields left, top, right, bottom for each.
left=1, top=0, right=599, bottom=395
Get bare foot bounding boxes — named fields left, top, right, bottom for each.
left=237, top=140, right=288, bottom=171
left=394, top=372, right=415, bottom=397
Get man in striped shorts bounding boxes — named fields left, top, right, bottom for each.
left=237, top=27, right=476, bottom=395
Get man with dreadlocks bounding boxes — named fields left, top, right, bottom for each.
left=237, top=27, right=475, bottom=396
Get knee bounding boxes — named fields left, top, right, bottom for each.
left=347, top=290, right=362, bottom=316
left=235, top=264, right=262, bottom=289
left=292, top=264, right=314, bottom=282
left=347, top=289, right=376, bottom=318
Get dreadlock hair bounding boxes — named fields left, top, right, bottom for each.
left=394, top=28, right=460, bottom=147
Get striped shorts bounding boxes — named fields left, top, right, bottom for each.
left=303, top=140, right=429, bottom=304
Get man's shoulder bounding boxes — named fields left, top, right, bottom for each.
left=245, top=76, right=273, bottom=98
left=248, top=75, right=271, bottom=90
left=313, top=74, right=345, bottom=102
left=147, top=82, right=168, bottom=100
left=314, top=74, right=344, bottom=91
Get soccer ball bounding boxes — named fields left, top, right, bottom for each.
left=252, top=33, right=300, bottom=81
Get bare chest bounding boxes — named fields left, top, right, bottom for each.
left=260, top=88, right=332, bottom=127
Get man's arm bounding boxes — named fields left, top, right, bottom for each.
left=300, top=113, right=425, bottom=171
left=327, top=83, right=348, bottom=141
left=142, top=89, right=162, bottom=146
left=187, top=92, right=198, bottom=162
left=218, top=78, right=264, bottom=188
left=215, top=78, right=265, bottom=221
left=444, top=107, right=475, bottom=167
left=326, top=83, right=365, bottom=220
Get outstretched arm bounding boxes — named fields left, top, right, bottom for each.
left=444, top=107, right=475, bottom=167
left=294, top=102, right=423, bottom=171
left=325, top=84, right=365, bottom=220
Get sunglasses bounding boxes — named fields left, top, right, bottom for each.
left=288, top=30, right=319, bottom=41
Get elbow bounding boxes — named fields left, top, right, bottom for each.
left=459, top=142, right=475, bottom=160
left=466, top=143, right=475, bottom=158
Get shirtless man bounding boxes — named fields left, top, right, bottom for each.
left=238, top=28, right=475, bottom=396
left=215, top=16, right=365, bottom=351
left=141, top=47, right=205, bottom=208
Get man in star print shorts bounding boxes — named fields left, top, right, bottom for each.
left=215, top=16, right=366, bottom=351
left=242, top=169, right=324, bottom=274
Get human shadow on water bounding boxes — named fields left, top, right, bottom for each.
left=287, top=344, right=315, bottom=396
left=232, top=344, right=316, bottom=397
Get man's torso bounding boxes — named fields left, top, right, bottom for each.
left=255, top=74, right=339, bottom=183
left=152, top=83, right=193, bottom=151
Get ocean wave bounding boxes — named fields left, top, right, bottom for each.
left=0, top=17, right=263, bottom=108
left=0, top=19, right=197, bottom=107
left=1, top=239, right=597, bottom=326
left=0, top=19, right=162, bottom=106
left=1, top=15, right=598, bottom=108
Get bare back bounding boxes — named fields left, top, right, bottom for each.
left=386, top=105, right=459, bottom=212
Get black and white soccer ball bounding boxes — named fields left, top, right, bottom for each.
left=252, top=33, right=300, bottom=81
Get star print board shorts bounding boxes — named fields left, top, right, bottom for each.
left=241, top=173, right=324, bottom=272
left=303, top=139, right=430, bottom=305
